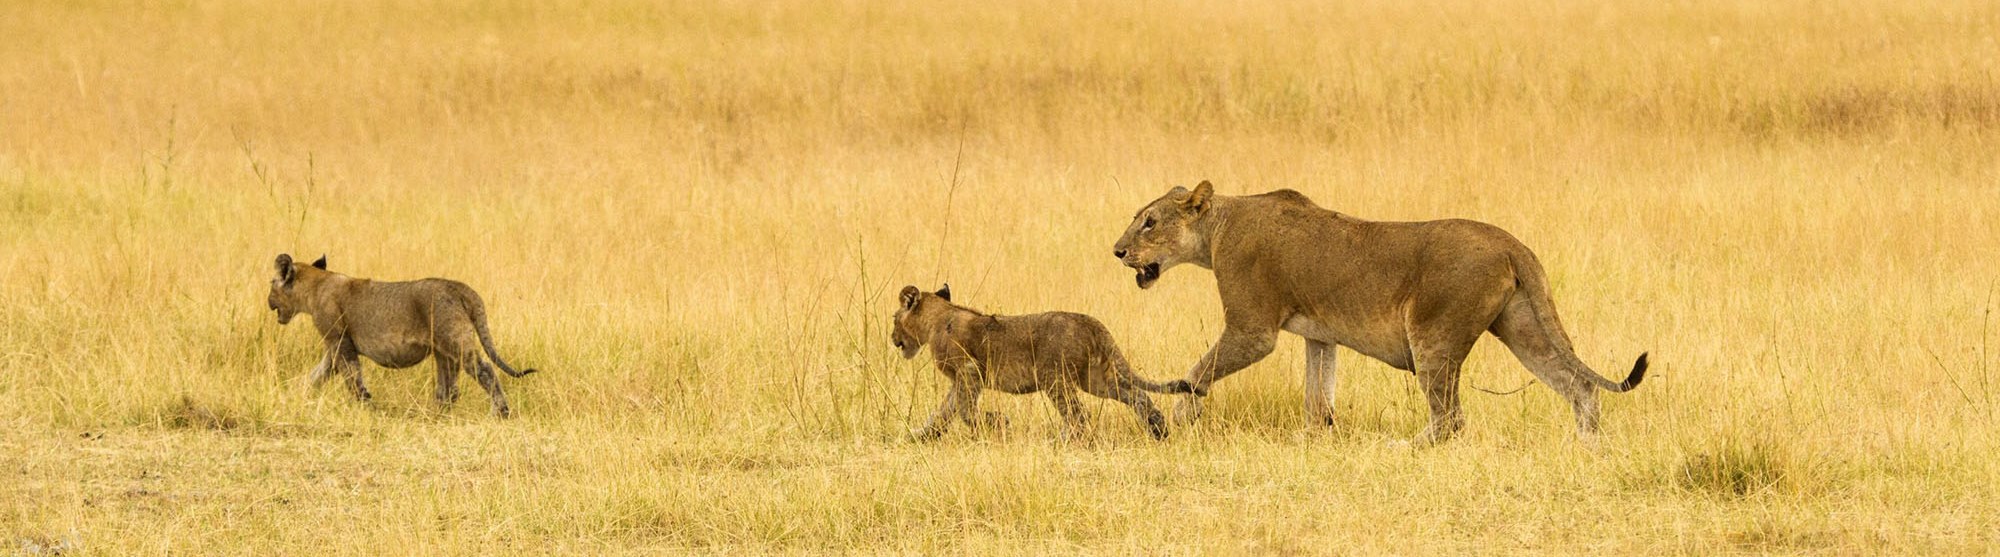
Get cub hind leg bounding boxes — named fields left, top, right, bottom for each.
left=1107, top=386, right=1169, bottom=440
left=1045, top=385, right=1091, bottom=441
left=1083, top=371, right=1169, bottom=440
left=434, top=355, right=463, bottom=407
left=470, top=360, right=512, bottom=418
left=447, top=325, right=511, bottom=418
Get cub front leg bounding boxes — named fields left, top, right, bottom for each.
left=301, top=350, right=336, bottom=396
left=912, top=378, right=976, bottom=442
left=951, top=374, right=997, bottom=430
left=330, top=343, right=372, bottom=403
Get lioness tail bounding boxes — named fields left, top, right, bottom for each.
left=1508, top=250, right=1646, bottom=393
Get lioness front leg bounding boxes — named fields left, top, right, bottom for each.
left=1174, top=327, right=1277, bottom=425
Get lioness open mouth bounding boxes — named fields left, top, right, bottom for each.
left=1134, top=262, right=1162, bottom=288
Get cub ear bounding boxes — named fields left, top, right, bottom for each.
left=899, top=285, right=921, bottom=310
left=311, top=254, right=327, bottom=270
left=1184, top=180, right=1213, bottom=214
left=936, top=283, right=951, bottom=302
left=275, top=254, right=295, bottom=283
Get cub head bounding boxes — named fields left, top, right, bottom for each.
left=890, top=283, right=952, bottom=359
left=1112, top=180, right=1214, bottom=289
left=268, top=253, right=326, bottom=325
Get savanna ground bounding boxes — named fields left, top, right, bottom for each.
left=3, top=1, right=1999, bottom=554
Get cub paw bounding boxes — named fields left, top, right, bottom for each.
left=979, top=412, right=1010, bottom=429
left=1172, top=396, right=1205, bottom=426
left=907, top=427, right=943, bottom=443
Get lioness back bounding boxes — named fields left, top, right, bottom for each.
left=1111, top=182, right=1649, bottom=444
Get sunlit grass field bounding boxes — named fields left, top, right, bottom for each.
left=4, top=0, right=1999, bottom=553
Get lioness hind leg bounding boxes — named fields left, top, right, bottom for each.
left=470, top=360, right=512, bottom=418
left=1489, top=299, right=1601, bottom=437
left=1408, top=328, right=1481, bottom=446
left=1411, top=353, right=1467, bottom=446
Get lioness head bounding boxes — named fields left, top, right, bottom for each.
left=268, top=253, right=326, bottom=325
left=891, top=284, right=952, bottom=359
left=1112, top=180, right=1214, bottom=289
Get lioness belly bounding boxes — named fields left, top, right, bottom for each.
left=1282, top=314, right=1338, bottom=343
left=1283, top=313, right=1414, bottom=370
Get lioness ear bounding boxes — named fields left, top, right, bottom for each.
left=275, top=254, right=295, bottom=283
left=311, top=255, right=327, bottom=270
left=937, top=283, right=952, bottom=302
left=1184, top=180, right=1213, bottom=214
left=900, top=285, right=921, bottom=310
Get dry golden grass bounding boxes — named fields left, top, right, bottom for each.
left=3, top=0, right=1999, bottom=553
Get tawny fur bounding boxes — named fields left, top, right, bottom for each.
left=1112, top=181, right=1647, bottom=445
left=891, top=285, right=1189, bottom=441
left=267, top=254, right=538, bottom=417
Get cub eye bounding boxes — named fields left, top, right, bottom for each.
left=1141, top=217, right=1155, bottom=231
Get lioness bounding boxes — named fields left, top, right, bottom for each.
left=267, top=254, right=538, bottom=417
left=892, top=284, right=1191, bottom=440
left=1113, top=182, right=1647, bottom=444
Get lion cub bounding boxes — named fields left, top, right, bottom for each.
left=267, top=254, right=538, bottom=417
left=891, top=284, right=1189, bottom=440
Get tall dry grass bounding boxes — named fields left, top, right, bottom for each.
left=2, top=0, right=1998, bottom=553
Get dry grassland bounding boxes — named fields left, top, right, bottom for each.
left=2, top=0, right=1998, bottom=554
